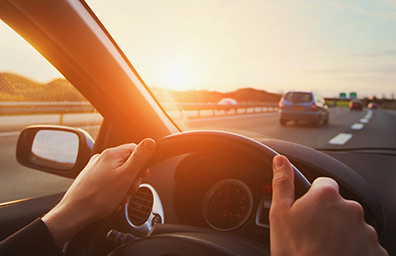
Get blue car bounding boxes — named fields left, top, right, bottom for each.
left=279, top=91, right=329, bottom=126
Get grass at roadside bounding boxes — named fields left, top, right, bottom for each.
left=326, top=100, right=350, bottom=108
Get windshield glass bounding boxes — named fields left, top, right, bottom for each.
left=284, top=92, right=313, bottom=103
left=86, top=0, right=396, bottom=151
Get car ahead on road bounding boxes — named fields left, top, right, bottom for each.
left=1, top=1, right=396, bottom=255
left=349, top=100, right=364, bottom=111
left=278, top=91, right=329, bottom=126
left=349, top=100, right=363, bottom=111
left=218, top=98, right=238, bottom=105
left=368, top=102, right=379, bottom=110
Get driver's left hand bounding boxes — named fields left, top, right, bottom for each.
left=42, top=138, right=156, bottom=248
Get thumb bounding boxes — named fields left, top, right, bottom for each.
left=271, top=155, right=295, bottom=209
left=122, top=138, right=156, bottom=178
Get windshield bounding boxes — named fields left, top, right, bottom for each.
left=86, top=0, right=396, bottom=151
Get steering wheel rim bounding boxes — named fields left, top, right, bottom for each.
left=144, top=130, right=311, bottom=194
left=109, top=131, right=311, bottom=256
left=68, top=130, right=312, bottom=256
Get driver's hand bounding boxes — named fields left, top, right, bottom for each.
left=269, top=155, right=388, bottom=256
left=42, top=138, right=156, bottom=248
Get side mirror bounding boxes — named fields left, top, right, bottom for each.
left=16, top=125, right=94, bottom=178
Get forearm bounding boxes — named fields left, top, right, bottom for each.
left=0, top=218, right=63, bottom=256
left=42, top=202, right=88, bottom=248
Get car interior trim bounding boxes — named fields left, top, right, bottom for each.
left=125, top=183, right=165, bottom=236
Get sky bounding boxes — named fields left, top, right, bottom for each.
left=1, top=0, right=395, bottom=98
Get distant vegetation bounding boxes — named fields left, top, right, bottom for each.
left=0, top=72, right=282, bottom=103
left=4, top=72, right=394, bottom=109
left=0, top=72, right=87, bottom=102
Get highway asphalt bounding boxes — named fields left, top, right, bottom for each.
left=1, top=108, right=395, bottom=203
left=188, top=108, right=396, bottom=150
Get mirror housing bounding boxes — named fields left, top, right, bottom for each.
left=16, top=125, right=94, bottom=178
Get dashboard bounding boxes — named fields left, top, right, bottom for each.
left=124, top=152, right=273, bottom=243
left=120, top=138, right=388, bottom=250
left=174, top=154, right=272, bottom=236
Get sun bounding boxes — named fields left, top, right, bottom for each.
left=160, top=59, right=197, bottom=91
left=168, top=69, right=186, bottom=89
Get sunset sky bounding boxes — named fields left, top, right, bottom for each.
left=1, top=0, right=396, bottom=98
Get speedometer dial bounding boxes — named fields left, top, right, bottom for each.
left=203, top=179, right=253, bottom=231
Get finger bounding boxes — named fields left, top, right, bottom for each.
left=127, top=169, right=149, bottom=194
left=102, top=143, right=138, bottom=167
left=122, top=138, right=156, bottom=178
left=139, top=169, right=149, bottom=179
left=272, top=155, right=295, bottom=209
left=120, top=194, right=130, bottom=206
left=118, top=143, right=138, bottom=154
left=128, top=177, right=142, bottom=195
left=116, top=143, right=138, bottom=161
left=115, top=205, right=122, bottom=213
left=310, top=177, right=339, bottom=194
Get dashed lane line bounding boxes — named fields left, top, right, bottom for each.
left=351, top=123, right=364, bottom=130
left=329, top=133, right=353, bottom=145
left=364, top=110, right=373, bottom=119
left=328, top=110, right=373, bottom=145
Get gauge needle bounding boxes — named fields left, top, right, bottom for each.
left=221, top=209, right=227, bottom=222
left=239, top=211, right=246, bottom=220
left=221, top=187, right=230, bottom=223
left=225, top=186, right=229, bottom=207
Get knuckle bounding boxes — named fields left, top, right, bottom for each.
left=89, top=153, right=100, bottom=161
left=272, top=173, right=291, bottom=188
left=365, top=224, right=379, bottom=241
left=313, top=182, right=340, bottom=202
left=100, top=148, right=115, bottom=158
left=345, top=200, right=365, bottom=219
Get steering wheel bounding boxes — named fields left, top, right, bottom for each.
left=107, top=130, right=311, bottom=256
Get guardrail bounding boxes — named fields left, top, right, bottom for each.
left=175, top=102, right=279, bottom=117
left=0, top=102, right=95, bottom=115
left=0, top=101, right=279, bottom=120
left=0, top=102, right=96, bottom=124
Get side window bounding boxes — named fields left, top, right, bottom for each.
left=0, top=21, right=103, bottom=203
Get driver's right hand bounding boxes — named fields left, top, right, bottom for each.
left=269, top=155, right=388, bottom=256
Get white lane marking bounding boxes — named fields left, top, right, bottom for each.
left=364, top=110, right=373, bottom=119
left=0, top=131, right=20, bottom=137
left=329, top=109, right=371, bottom=145
left=351, top=123, right=364, bottom=130
left=329, top=133, right=353, bottom=145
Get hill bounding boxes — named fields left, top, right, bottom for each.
left=0, top=72, right=87, bottom=102
left=0, top=72, right=281, bottom=103
left=171, top=88, right=281, bottom=103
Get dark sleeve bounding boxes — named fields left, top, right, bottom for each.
left=0, top=218, right=63, bottom=256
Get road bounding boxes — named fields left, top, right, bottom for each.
left=188, top=108, right=396, bottom=149
left=1, top=108, right=395, bottom=203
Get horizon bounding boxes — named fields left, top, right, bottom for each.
left=2, top=72, right=394, bottom=102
